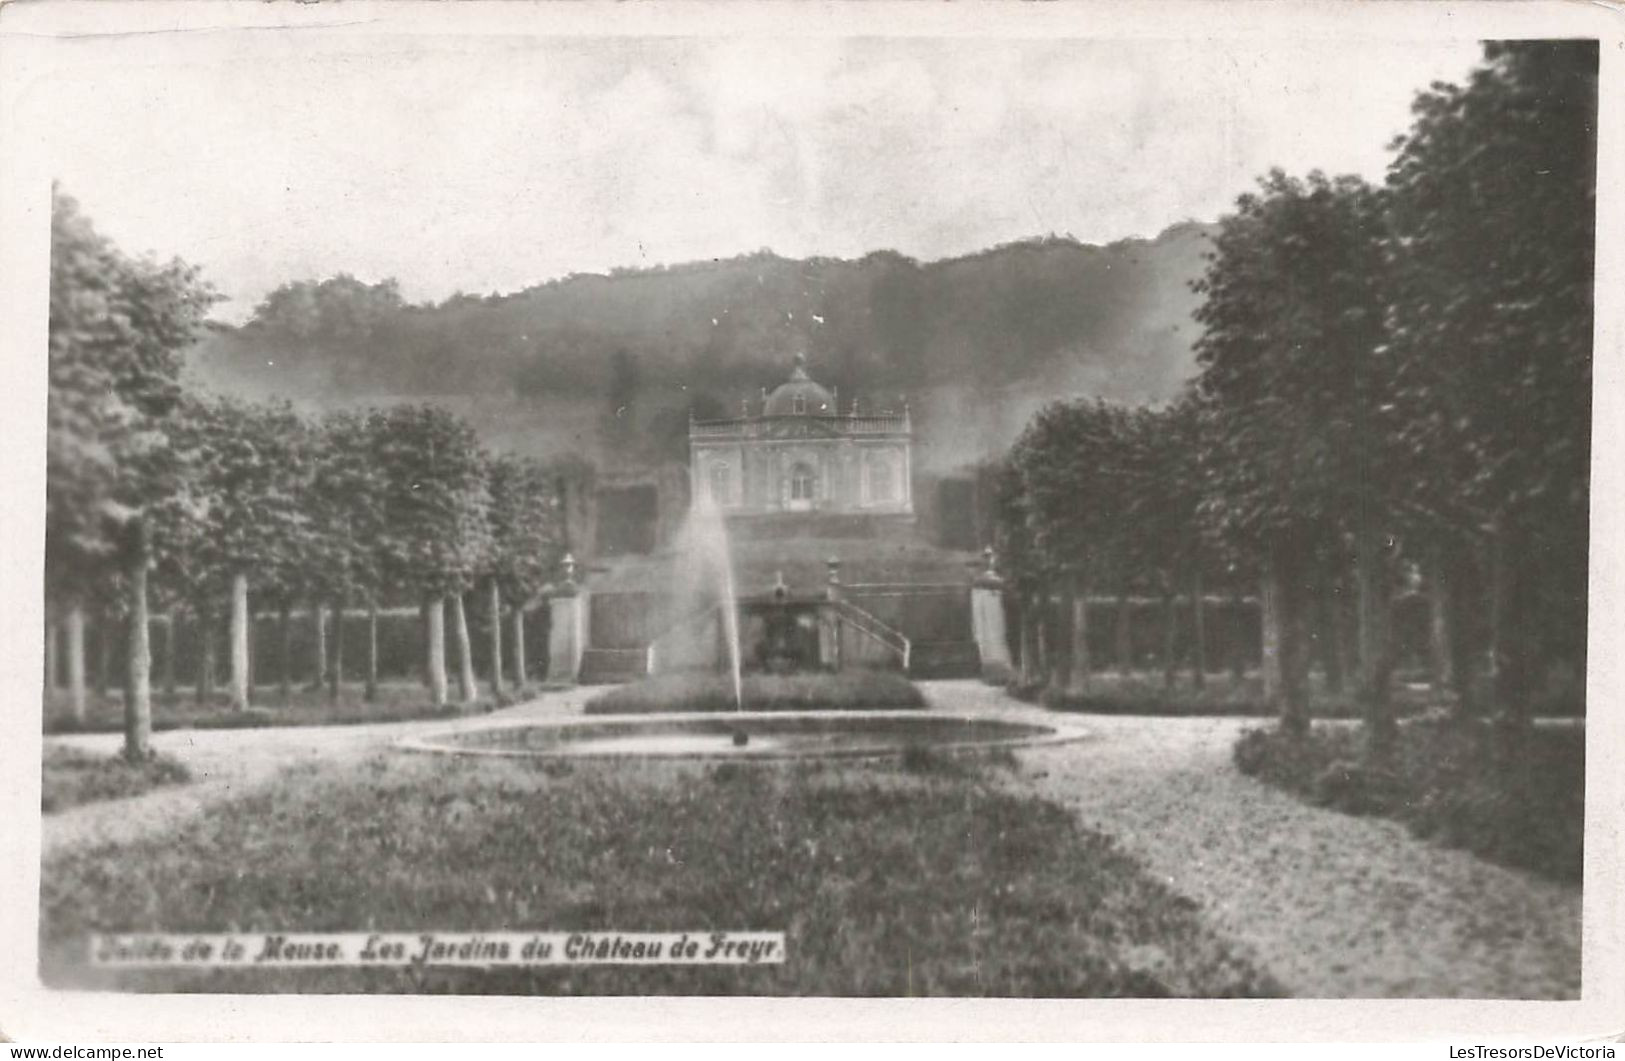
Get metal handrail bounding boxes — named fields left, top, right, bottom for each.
left=832, top=599, right=912, bottom=669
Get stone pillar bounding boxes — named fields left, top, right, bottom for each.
left=821, top=556, right=843, bottom=670
left=545, top=554, right=589, bottom=685
left=972, top=546, right=1014, bottom=683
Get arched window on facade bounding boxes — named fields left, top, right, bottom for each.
left=792, top=394, right=807, bottom=415
left=788, top=461, right=817, bottom=510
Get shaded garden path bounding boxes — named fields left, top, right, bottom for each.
left=921, top=681, right=1581, bottom=999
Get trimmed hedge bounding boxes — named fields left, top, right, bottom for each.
left=1233, top=719, right=1584, bottom=883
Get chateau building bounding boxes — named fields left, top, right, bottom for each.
left=689, top=354, right=913, bottom=523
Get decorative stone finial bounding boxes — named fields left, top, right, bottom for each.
left=773, top=569, right=789, bottom=601
left=974, top=545, right=1004, bottom=588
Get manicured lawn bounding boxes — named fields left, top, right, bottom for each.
left=1233, top=718, right=1584, bottom=883
left=43, top=680, right=516, bottom=735
left=41, top=752, right=1279, bottom=997
left=42, top=746, right=191, bottom=814
left=584, top=670, right=925, bottom=715
left=1026, top=671, right=1436, bottom=719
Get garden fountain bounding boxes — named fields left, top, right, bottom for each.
left=680, top=491, right=748, bottom=744
left=400, top=509, right=1089, bottom=761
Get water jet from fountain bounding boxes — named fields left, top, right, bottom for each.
left=678, top=492, right=746, bottom=729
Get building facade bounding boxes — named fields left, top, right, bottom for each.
left=688, top=355, right=913, bottom=521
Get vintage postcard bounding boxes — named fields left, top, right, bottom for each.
left=0, top=0, right=1619, bottom=1043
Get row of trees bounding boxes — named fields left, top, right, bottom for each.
left=996, top=41, right=1594, bottom=750
left=47, top=190, right=566, bottom=759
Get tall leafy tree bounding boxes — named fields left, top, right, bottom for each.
left=1386, top=41, right=1596, bottom=727
left=1006, top=399, right=1145, bottom=694
left=1192, top=171, right=1394, bottom=738
left=187, top=398, right=309, bottom=710
left=1128, top=398, right=1211, bottom=691
left=486, top=454, right=564, bottom=691
left=309, top=411, right=387, bottom=701
left=370, top=406, right=492, bottom=708
left=48, top=190, right=217, bottom=755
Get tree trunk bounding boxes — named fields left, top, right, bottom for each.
left=1315, top=573, right=1346, bottom=696
left=1160, top=587, right=1178, bottom=692
left=1018, top=595, right=1042, bottom=687
left=1261, top=569, right=1281, bottom=705
left=278, top=601, right=293, bottom=704
left=309, top=601, right=328, bottom=691
left=1489, top=517, right=1533, bottom=729
left=1034, top=593, right=1052, bottom=692
left=124, top=521, right=153, bottom=759
left=67, top=605, right=87, bottom=723
left=451, top=591, right=477, bottom=707
left=1279, top=561, right=1312, bottom=736
left=1190, top=568, right=1207, bottom=690
left=1115, top=592, right=1133, bottom=676
left=96, top=614, right=112, bottom=699
left=1228, top=587, right=1246, bottom=681
left=1337, top=579, right=1362, bottom=689
left=1428, top=572, right=1452, bottom=690
left=1428, top=543, right=1481, bottom=719
left=1263, top=539, right=1311, bottom=734
left=419, top=598, right=432, bottom=689
left=196, top=607, right=216, bottom=707
left=425, top=593, right=448, bottom=708
left=512, top=607, right=528, bottom=690
left=246, top=599, right=256, bottom=699
left=329, top=597, right=345, bottom=703
left=1444, top=547, right=1480, bottom=720
left=162, top=609, right=178, bottom=702
left=1045, top=587, right=1068, bottom=699
left=1354, top=521, right=1396, bottom=755
left=1065, top=571, right=1090, bottom=696
left=365, top=598, right=379, bottom=703
left=228, top=572, right=250, bottom=711
left=488, top=580, right=504, bottom=699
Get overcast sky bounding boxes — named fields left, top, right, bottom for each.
left=30, top=29, right=1483, bottom=321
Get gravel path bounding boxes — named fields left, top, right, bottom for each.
left=42, top=681, right=1581, bottom=998
left=920, top=681, right=1582, bottom=1000
left=39, top=688, right=595, bottom=859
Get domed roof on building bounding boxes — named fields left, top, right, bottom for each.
left=763, top=353, right=835, bottom=416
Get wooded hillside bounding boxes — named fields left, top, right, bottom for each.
left=185, top=223, right=1214, bottom=471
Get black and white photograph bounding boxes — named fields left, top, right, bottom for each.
left=1, top=0, right=1616, bottom=1041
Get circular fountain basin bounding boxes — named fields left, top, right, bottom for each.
left=398, top=711, right=1086, bottom=762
